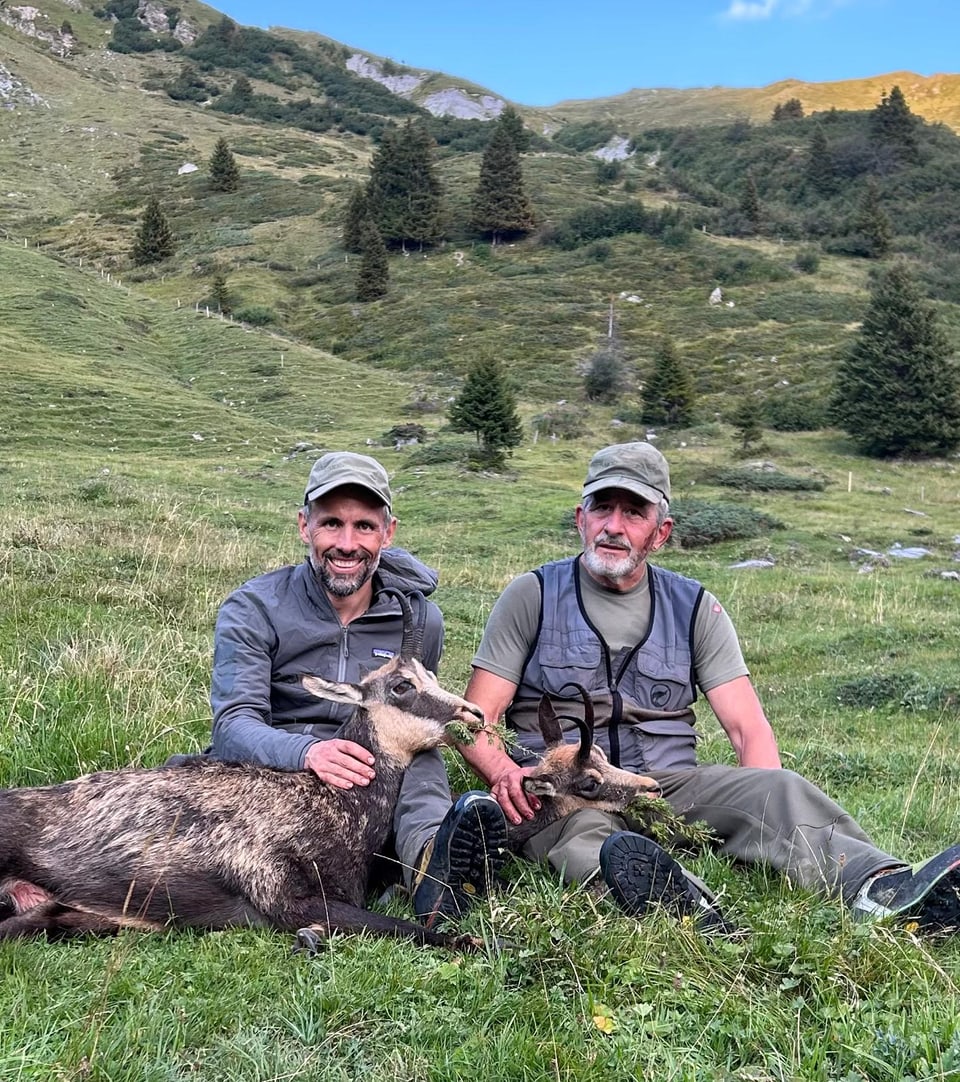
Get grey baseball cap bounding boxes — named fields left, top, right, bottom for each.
left=303, top=451, right=392, bottom=509
left=582, top=442, right=671, bottom=504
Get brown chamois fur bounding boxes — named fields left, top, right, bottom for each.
left=506, top=688, right=662, bottom=850
left=0, top=590, right=484, bottom=951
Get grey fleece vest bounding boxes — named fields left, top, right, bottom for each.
left=508, top=556, right=704, bottom=773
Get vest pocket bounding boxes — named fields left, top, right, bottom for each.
left=621, top=719, right=697, bottom=773
left=538, top=640, right=603, bottom=694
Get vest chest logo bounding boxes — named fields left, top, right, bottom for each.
left=649, top=683, right=672, bottom=708
left=372, top=648, right=396, bottom=660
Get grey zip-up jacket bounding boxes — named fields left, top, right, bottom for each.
left=210, top=549, right=444, bottom=770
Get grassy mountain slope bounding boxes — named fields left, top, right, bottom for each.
left=3, top=12, right=960, bottom=1080
left=548, top=71, right=960, bottom=132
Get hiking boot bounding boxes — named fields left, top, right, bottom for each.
left=852, top=845, right=960, bottom=932
left=600, top=831, right=736, bottom=936
left=412, top=791, right=507, bottom=928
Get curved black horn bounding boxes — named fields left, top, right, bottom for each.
left=376, top=587, right=418, bottom=659
left=557, top=682, right=594, bottom=764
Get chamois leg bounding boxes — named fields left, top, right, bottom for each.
left=288, top=900, right=484, bottom=953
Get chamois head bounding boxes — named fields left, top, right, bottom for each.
left=301, top=588, right=483, bottom=762
left=521, top=684, right=661, bottom=811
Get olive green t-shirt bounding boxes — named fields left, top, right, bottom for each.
left=472, top=560, right=748, bottom=693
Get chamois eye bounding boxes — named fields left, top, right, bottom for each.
left=392, top=680, right=414, bottom=696
left=575, top=776, right=602, bottom=797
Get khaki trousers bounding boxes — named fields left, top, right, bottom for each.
left=521, top=765, right=900, bottom=905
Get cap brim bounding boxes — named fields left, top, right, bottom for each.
left=304, top=481, right=390, bottom=508
left=582, top=475, right=665, bottom=504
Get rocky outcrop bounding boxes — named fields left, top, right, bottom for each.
left=345, top=52, right=505, bottom=120
left=0, top=5, right=74, bottom=56
left=346, top=53, right=424, bottom=96
left=421, top=88, right=504, bottom=120
left=0, top=61, right=46, bottom=107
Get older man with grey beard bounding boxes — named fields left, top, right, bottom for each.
left=456, top=441, right=960, bottom=935
left=206, top=451, right=506, bottom=928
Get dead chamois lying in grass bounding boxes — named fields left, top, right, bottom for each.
left=0, top=590, right=485, bottom=951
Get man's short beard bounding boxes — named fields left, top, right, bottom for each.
left=582, top=544, right=642, bottom=582
left=311, top=552, right=381, bottom=597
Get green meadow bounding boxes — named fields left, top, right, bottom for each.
left=2, top=237, right=960, bottom=1080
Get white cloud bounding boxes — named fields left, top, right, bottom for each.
left=722, top=0, right=818, bottom=19
left=724, top=0, right=779, bottom=18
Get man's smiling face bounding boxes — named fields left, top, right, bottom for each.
left=299, top=486, right=396, bottom=599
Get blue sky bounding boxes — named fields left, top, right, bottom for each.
left=215, top=0, right=958, bottom=107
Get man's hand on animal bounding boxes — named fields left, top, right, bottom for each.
left=304, top=738, right=376, bottom=789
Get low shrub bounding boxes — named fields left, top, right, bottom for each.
left=706, top=468, right=827, bottom=492
left=405, top=442, right=468, bottom=466
left=531, top=405, right=590, bottom=441
left=764, top=392, right=829, bottom=432
left=234, top=305, right=276, bottom=326
left=669, top=498, right=783, bottom=547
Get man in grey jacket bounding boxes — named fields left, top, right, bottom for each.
left=210, top=451, right=505, bottom=927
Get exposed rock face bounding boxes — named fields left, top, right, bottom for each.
left=0, top=61, right=46, bottom=107
left=421, top=88, right=504, bottom=120
left=345, top=52, right=505, bottom=120
left=592, top=135, right=634, bottom=162
left=0, top=5, right=74, bottom=56
left=137, top=0, right=198, bottom=44
left=346, top=53, right=424, bottom=96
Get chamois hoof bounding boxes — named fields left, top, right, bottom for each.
left=293, top=925, right=329, bottom=955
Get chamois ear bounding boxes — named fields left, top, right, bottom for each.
left=522, top=775, right=558, bottom=798
left=537, top=696, right=564, bottom=748
left=302, top=675, right=364, bottom=706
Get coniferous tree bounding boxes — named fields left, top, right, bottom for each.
left=209, top=137, right=239, bottom=192
left=853, top=182, right=892, bottom=258
left=806, top=127, right=836, bottom=196
left=132, top=196, right=174, bottom=265
left=831, top=263, right=960, bottom=457
left=342, top=185, right=370, bottom=253
left=739, top=172, right=762, bottom=231
left=470, top=117, right=535, bottom=243
left=772, top=98, right=804, bottom=122
left=497, top=105, right=531, bottom=152
left=871, top=84, right=919, bottom=162
left=448, top=355, right=523, bottom=467
left=642, top=337, right=697, bottom=427
left=366, top=120, right=444, bottom=249
left=355, top=218, right=389, bottom=302
left=731, top=397, right=765, bottom=454
left=210, top=271, right=231, bottom=313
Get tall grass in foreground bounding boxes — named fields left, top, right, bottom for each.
left=1, top=437, right=959, bottom=1081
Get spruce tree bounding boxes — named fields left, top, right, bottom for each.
left=853, top=182, right=892, bottom=258
left=342, top=185, right=369, bottom=253
left=470, top=114, right=535, bottom=243
left=806, top=127, right=835, bottom=196
left=642, top=337, right=696, bottom=427
left=209, top=137, right=239, bottom=193
left=355, top=218, right=389, bottom=302
left=497, top=105, right=531, bottom=152
left=211, top=271, right=231, bottom=314
left=366, top=121, right=444, bottom=249
left=448, top=356, right=523, bottom=467
left=731, top=397, right=765, bottom=454
left=871, top=84, right=918, bottom=162
left=831, top=263, right=960, bottom=457
left=132, top=196, right=174, bottom=265
left=772, top=98, right=804, bottom=122
left=739, top=172, right=761, bottom=232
